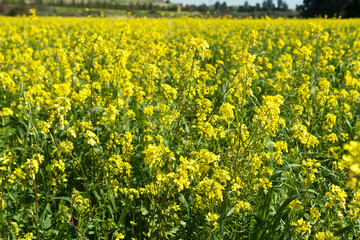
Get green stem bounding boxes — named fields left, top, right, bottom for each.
left=29, top=161, right=41, bottom=240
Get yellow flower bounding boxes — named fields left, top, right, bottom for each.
left=29, top=9, right=36, bottom=17
left=114, top=233, right=125, bottom=240
left=324, top=113, right=337, bottom=130
left=0, top=107, right=13, bottom=117
left=325, top=185, right=347, bottom=209
left=83, top=130, right=99, bottom=146
left=314, top=232, right=337, bottom=240
left=291, top=218, right=311, bottom=236
left=289, top=200, right=304, bottom=211
left=206, top=212, right=220, bottom=228
left=342, top=141, right=360, bottom=189
left=220, top=102, right=235, bottom=121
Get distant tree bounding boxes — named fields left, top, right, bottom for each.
left=277, top=0, right=283, bottom=9
left=95, top=1, right=102, bottom=9
left=344, top=0, right=360, bottom=17
left=267, top=0, right=273, bottom=11
left=129, top=2, right=134, bottom=10
left=220, top=1, right=227, bottom=12
left=282, top=2, right=288, bottom=10
left=86, top=0, right=92, bottom=8
left=244, top=1, right=249, bottom=11
left=299, top=0, right=360, bottom=18
left=262, top=0, right=267, bottom=10
left=214, top=1, right=221, bottom=11
left=198, top=3, right=208, bottom=12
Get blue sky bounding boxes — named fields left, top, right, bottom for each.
left=171, top=0, right=303, bottom=9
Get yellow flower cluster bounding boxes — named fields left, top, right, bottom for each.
left=342, top=141, right=360, bottom=189
left=291, top=218, right=311, bottom=238
left=325, top=185, right=348, bottom=209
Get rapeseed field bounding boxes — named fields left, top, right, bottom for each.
left=0, top=12, right=360, bottom=239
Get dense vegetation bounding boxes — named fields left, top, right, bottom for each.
left=0, top=12, right=360, bottom=239
left=298, top=0, right=360, bottom=18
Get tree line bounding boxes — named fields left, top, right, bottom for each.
left=184, top=0, right=290, bottom=13
left=1, top=0, right=291, bottom=13
left=297, top=0, right=360, bottom=18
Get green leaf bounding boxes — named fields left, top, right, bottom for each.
left=40, top=203, right=52, bottom=229
left=334, top=225, right=353, bottom=236
left=220, top=191, right=233, bottom=239
left=212, top=234, right=219, bottom=240
left=51, top=197, right=72, bottom=204
left=180, top=220, right=186, bottom=227
left=226, top=207, right=236, bottom=217
left=167, top=226, right=179, bottom=236
left=118, top=199, right=131, bottom=224
left=67, top=223, right=77, bottom=240
left=107, top=205, right=114, bottom=219
left=107, top=187, right=117, bottom=212
left=0, top=127, right=16, bottom=138
left=268, top=194, right=302, bottom=237
left=56, top=223, right=69, bottom=240
left=265, top=137, right=274, bottom=151
left=141, top=206, right=149, bottom=216
left=92, top=106, right=104, bottom=113
left=297, top=188, right=317, bottom=195
left=179, top=193, right=190, bottom=217
left=270, top=164, right=301, bottom=180
left=42, top=215, right=52, bottom=229
left=93, top=190, right=101, bottom=201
